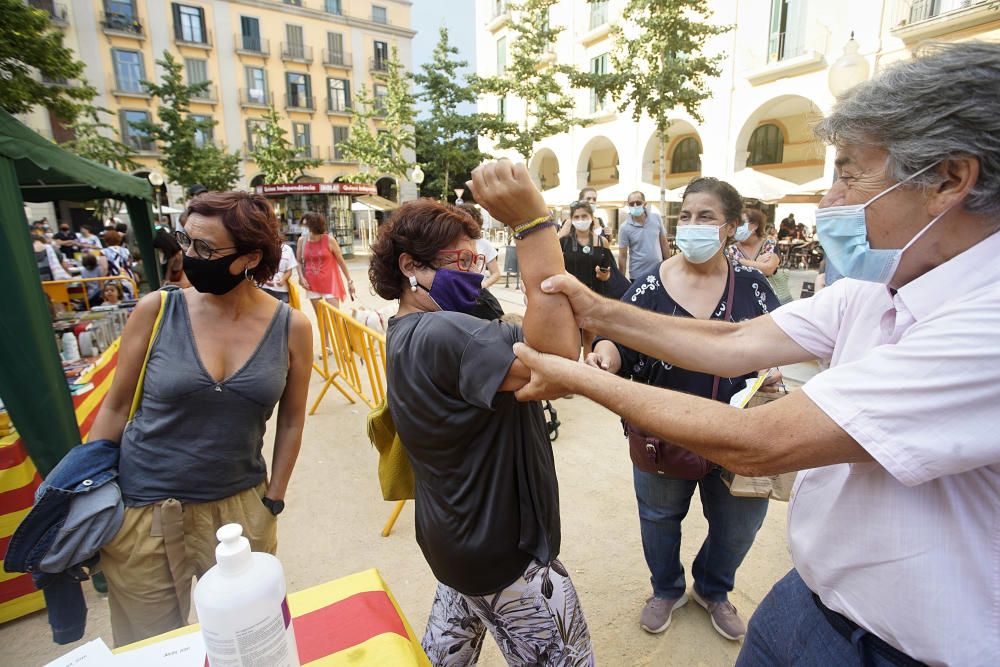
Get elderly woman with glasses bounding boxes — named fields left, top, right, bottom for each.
left=90, top=191, right=313, bottom=646
left=371, top=162, right=594, bottom=666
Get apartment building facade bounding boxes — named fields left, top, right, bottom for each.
left=22, top=0, right=415, bottom=201
left=475, top=0, right=999, bottom=228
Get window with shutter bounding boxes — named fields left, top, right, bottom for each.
left=240, top=16, right=261, bottom=52
left=173, top=3, right=205, bottom=43
left=327, top=32, right=344, bottom=64
left=286, top=24, right=305, bottom=59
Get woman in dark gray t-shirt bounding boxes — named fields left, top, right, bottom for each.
left=371, top=178, right=594, bottom=666
left=89, top=192, right=313, bottom=646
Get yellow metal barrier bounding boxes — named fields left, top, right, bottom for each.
left=42, top=276, right=139, bottom=311
left=310, top=302, right=404, bottom=536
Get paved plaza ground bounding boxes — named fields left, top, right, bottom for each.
left=4, top=255, right=819, bottom=666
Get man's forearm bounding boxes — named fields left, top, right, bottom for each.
left=583, top=298, right=806, bottom=377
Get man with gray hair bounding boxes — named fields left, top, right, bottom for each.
left=506, top=42, right=1000, bottom=665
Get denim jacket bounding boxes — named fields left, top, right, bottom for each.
left=3, top=439, right=121, bottom=644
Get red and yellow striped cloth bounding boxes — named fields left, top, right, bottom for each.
left=0, top=340, right=120, bottom=624
left=117, top=568, right=431, bottom=666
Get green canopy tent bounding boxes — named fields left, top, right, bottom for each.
left=0, top=109, right=158, bottom=476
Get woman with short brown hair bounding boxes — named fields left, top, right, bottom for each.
left=375, top=163, right=593, bottom=665
left=90, top=190, right=312, bottom=646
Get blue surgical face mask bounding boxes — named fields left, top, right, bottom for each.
left=676, top=224, right=723, bottom=264
left=629, top=205, right=645, bottom=218
left=816, top=162, right=942, bottom=284
left=734, top=223, right=751, bottom=242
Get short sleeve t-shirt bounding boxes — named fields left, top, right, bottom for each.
left=386, top=311, right=561, bottom=596
left=618, top=211, right=665, bottom=279
left=475, top=237, right=499, bottom=270
left=267, top=244, right=298, bottom=293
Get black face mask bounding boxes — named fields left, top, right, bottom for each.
left=183, top=253, right=245, bottom=295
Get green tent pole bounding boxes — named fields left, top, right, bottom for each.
left=125, top=197, right=160, bottom=291
left=0, top=157, right=79, bottom=476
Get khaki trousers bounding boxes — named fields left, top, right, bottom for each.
left=100, top=481, right=277, bottom=647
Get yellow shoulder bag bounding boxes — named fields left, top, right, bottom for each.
left=366, top=397, right=414, bottom=501
left=127, top=289, right=169, bottom=422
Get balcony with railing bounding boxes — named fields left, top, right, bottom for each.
left=109, top=74, right=149, bottom=98
left=175, top=28, right=213, bottom=49
left=29, top=1, right=69, bottom=26
left=101, top=11, right=144, bottom=38
left=240, top=88, right=273, bottom=108
left=580, top=1, right=611, bottom=45
left=285, top=93, right=315, bottom=111
left=327, top=146, right=354, bottom=163
left=294, top=145, right=316, bottom=159
left=191, top=83, right=218, bottom=103
left=369, top=57, right=389, bottom=74
left=235, top=34, right=270, bottom=57
left=486, top=1, right=510, bottom=32
left=281, top=43, right=313, bottom=63
left=891, top=0, right=994, bottom=40
left=322, top=50, right=352, bottom=68
left=326, top=97, right=352, bottom=114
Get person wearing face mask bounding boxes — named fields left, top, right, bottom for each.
left=559, top=187, right=609, bottom=240
left=88, top=191, right=312, bottom=646
left=372, top=162, right=593, bottom=665
left=727, top=209, right=789, bottom=303
left=588, top=177, right=780, bottom=641
left=559, top=201, right=613, bottom=354
left=618, top=191, right=670, bottom=280
left=493, top=43, right=1000, bottom=666
left=52, top=223, right=81, bottom=260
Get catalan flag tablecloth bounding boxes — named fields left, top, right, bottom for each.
left=117, top=568, right=431, bottom=666
left=0, top=339, right=120, bottom=624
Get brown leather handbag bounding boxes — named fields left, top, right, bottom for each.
left=624, top=262, right=735, bottom=480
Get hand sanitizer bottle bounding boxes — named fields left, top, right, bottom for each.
left=194, top=523, right=300, bottom=667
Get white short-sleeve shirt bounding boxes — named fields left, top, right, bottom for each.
left=266, top=243, right=298, bottom=293
left=476, top=238, right=499, bottom=276
left=771, top=230, right=1000, bottom=666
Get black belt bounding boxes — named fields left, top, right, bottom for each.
left=811, top=594, right=927, bottom=667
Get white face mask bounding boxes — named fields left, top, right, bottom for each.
left=676, top=224, right=723, bottom=264
left=572, top=219, right=592, bottom=231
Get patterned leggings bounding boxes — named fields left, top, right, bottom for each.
left=421, top=559, right=595, bottom=667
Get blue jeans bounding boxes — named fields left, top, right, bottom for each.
left=633, top=466, right=768, bottom=602
left=737, top=569, right=902, bottom=666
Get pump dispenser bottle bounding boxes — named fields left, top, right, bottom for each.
left=194, top=523, right=300, bottom=667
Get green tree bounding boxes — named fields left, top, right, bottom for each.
left=130, top=51, right=240, bottom=190
left=0, top=0, right=93, bottom=121
left=61, top=103, right=139, bottom=220
left=247, top=105, right=323, bottom=183
left=339, top=46, right=416, bottom=190
left=598, top=0, right=730, bottom=231
left=472, top=0, right=594, bottom=160
left=413, top=27, right=496, bottom=200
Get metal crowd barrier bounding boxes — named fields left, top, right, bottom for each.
left=309, top=301, right=406, bottom=536
left=42, top=275, right=140, bottom=311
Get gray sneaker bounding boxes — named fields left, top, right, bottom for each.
left=691, top=589, right=746, bottom=640
left=639, top=593, right=688, bottom=634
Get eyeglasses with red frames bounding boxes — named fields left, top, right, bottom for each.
left=435, top=249, right=486, bottom=273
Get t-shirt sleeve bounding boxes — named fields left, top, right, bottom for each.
left=801, top=294, right=1000, bottom=485
left=482, top=240, right=499, bottom=264
left=770, top=278, right=852, bottom=360
left=457, top=319, right=521, bottom=409
left=618, top=225, right=630, bottom=249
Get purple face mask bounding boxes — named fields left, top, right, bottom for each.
left=419, top=268, right=483, bottom=313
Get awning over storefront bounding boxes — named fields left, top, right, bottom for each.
left=0, top=109, right=155, bottom=475
left=355, top=194, right=399, bottom=212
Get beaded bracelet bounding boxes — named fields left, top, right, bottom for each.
left=514, top=220, right=558, bottom=241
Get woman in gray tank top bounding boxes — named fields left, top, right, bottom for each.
left=89, top=191, right=313, bottom=646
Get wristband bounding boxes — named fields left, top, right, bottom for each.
left=512, top=215, right=551, bottom=237
left=514, top=220, right=558, bottom=241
